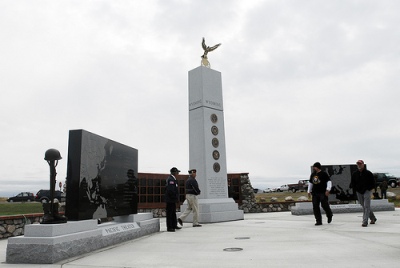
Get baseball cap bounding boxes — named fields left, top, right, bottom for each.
left=170, top=167, right=181, bottom=173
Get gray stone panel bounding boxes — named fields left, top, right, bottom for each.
left=291, top=199, right=395, bottom=215
left=24, top=219, right=97, bottom=237
left=7, top=228, right=101, bottom=245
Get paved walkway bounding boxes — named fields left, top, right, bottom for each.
left=1, top=209, right=400, bottom=267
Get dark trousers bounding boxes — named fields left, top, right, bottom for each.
left=166, top=202, right=177, bottom=229
left=312, top=193, right=333, bottom=223
left=381, top=190, right=387, bottom=199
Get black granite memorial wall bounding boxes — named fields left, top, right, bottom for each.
left=317, top=164, right=359, bottom=202
left=66, top=129, right=138, bottom=221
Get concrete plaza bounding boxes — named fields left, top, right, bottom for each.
left=1, top=209, right=399, bottom=267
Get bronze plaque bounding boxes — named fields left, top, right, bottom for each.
left=213, top=150, right=220, bottom=160
left=213, top=162, right=220, bottom=173
left=212, top=138, right=219, bottom=148
left=211, top=126, right=219, bottom=136
left=210, top=114, right=218, bottom=123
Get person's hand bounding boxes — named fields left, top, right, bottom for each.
left=325, top=190, right=330, bottom=197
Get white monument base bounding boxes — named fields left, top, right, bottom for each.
left=179, top=198, right=244, bottom=223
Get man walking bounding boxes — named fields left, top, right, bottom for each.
left=308, top=162, right=333, bottom=225
left=165, top=167, right=182, bottom=232
left=350, top=160, right=377, bottom=227
left=178, top=169, right=202, bottom=227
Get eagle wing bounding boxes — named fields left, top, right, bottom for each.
left=202, top=38, right=207, bottom=50
left=208, top=43, right=221, bottom=52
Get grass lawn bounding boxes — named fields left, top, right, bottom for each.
left=0, top=202, right=43, bottom=216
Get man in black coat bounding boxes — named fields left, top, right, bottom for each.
left=350, top=160, right=377, bottom=227
left=165, top=167, right=182, bottom=232
left=308, top=162, right=333, bottom=225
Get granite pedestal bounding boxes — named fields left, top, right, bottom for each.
left=6, top=213, right=159, bottom=264
left=291, top=199, right=395, bottom=215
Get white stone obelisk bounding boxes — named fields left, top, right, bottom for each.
left=180, top=66, right=243, bottom=223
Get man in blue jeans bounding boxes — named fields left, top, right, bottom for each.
left=308, top=162, right=333, bottom=225
left=350, top=160, right=377, bottom=227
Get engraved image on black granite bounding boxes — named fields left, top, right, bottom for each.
left=213, top=162, right=220, bottom=173
left=319, top=164, right=358, bottom=202
left=211, top=126, right=219, bottom=135
left=124, top=169, right=138, bottom=214
left=66, top=129, right=138, bottom=221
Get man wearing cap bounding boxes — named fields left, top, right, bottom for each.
left=178, top=169, right=202, bottom=227
left=308, top=162, right=333, bottom=225
left=350, top=160, right=377, bottom=227
left=165, top=167, right=182, bottom=232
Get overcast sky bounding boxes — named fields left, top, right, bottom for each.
left=1, top=0, right=399, bottom=196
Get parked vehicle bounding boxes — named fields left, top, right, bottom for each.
left=7, top=192, right=35, bottom=202
left=373, top=173, right=399, bottom=188
left=35, top=190, right=65, bottom=202
left=263, top=188, right=273, bottom=193
left=288, top=180, right=309, bottom=193
left=276, top=185, right=289, bottom=192
left=253, top=188, right=263, bottom=193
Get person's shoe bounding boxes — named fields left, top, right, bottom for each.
left=370, top=218, right=377, bottom=224
left=167, top=228, right=175, bottom=232
left=175, top=226, right=182, bottom=230
left=193, top=224, right=202, bottom=227
left=328, top=216, right=333, bottom=224
left=178, top=218, right=183, bottom=226
left=315, top=222, right=322, bottom=226
left=362, top=223, right=368, bottom=227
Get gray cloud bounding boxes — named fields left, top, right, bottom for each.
left=1, top=0, right=399, bottom=196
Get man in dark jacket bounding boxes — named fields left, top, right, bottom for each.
left=307, top=162, right=333, bottom=225
left=380, top=180, right=388, bottom=199
left=165, top=167, right=182, bottom=232
left=178, top=169, right=202, bottom=227
left=350, top=160, right=377, bottom=227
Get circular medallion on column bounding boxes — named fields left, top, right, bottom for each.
left=211, top=126, right=219, bottom=136
left=212, top=150, right=220, bottom=160
left=210, top=114, right=218, bottom=123
left=212, top=138, right=219, bottom=148
left=213, top=162, right=220, bottom=173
